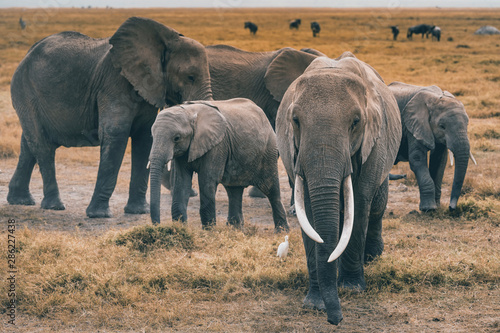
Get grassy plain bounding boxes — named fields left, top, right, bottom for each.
left=0, top=6, right=499, bottom=332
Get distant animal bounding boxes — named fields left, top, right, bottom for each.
left=407, top=24, right=433, bottom=39
left=390, top=25, right=399, bottom=40
left=19, top=17, right=26, bottom=30
left=244, top=21, right=258, bottom=35
left=149, top=99, right=289, bottom=232
left=430, top=26, right=441, bottom=41
left=310, top=21, right=321, bottom=37
left=289, top=19, right=301, bottom=29
left=277, top=235, right=289, bottom=259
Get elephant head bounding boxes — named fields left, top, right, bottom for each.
left=267, top=53, right=401, bottom=325
left=149, top=103, right=227, bottom=224
left=109, top=17, right=212, bottom=108
left=389, top=82, right=471, bottom=210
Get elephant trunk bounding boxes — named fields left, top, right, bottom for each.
left=295, top=161, right=353, bottom=325
left=150, top=158, right=166, bottom=224
left=308, top=176, right=343, bottom=325
left=449, top=138, right=470, bottom=210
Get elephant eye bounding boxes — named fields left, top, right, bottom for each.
left=292, top=116, right=300, bottom=128
left=439, top=124, right=446, bottom=130
left=351, top=116, right=360, bottom=130
left=188, top=75, right=195, bottom=83
left=173, top=135, right=181, bottom=143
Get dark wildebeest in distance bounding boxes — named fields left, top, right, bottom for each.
left=289, top=19, right=301, bottom=29
left=407, top=24, right=433, bottom=39
left=244, top=21, right=258, bottom=35
left=310, top=21, right=321, bottom=37
left=390, top=25, right=399, bottom=40
left=19, top=17, right=26, bottom=30
left=430, top=26, right=441, bottom=41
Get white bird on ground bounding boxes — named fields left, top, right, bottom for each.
left=277, top=235, right=289, bottom=260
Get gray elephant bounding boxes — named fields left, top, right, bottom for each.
left=149, top=99, right=289, bottom=232
left=267, top=51, right=401, bottom=324
left=7, top=17, right=212, bottom=218
left=389, top=82, right=472, bottom=211
left=162, top=45, right=321, bottom=198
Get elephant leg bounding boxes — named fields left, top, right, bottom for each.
left=408, top=137, right=437, bottom=212
left=256, top=177, right=289, bottom=232
left=36, top=143, right=65, bottom=210
left=171, top=159, right=193, bottom=223
left=86, top=133, right=129, bottom=218
left=338, top=194, right=369, bottom=290
left=364, top=177, right=388, bottom=262
left=124, top=128, right=153, bottom=215
left=225, top=186, right=244, bottom=229
left=301, top=229, right=325, bottom=311
left=429, top=144, right=447, bottom=208
left=197, top=177, right=218, bottom=229
left=8, top=134, right=36, bottom=206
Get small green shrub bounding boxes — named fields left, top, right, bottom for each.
left=114, top=224, right=195, bottom=252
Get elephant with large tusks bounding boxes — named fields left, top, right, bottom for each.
left=267, top=51, right=401, bottom=325
left=389, top=82, right=473, bottom=212
left=149, top=99, right=289, bottom=232
left=7, top=17, right=213, bottom=218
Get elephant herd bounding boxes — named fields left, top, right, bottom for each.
left=7, top=17, right=473, bottom=325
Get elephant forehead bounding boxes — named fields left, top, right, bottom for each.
left=296, top=71, right=366, bottom=104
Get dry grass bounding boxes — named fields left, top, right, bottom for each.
left=0, top=6, right=499, bottom=332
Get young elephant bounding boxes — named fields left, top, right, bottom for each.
left=149, top=98, right=289, bottom=232
left=389, top=82, right=472, bottom=212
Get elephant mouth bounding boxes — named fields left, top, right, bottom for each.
left=165, top=91, right=182, bottom=107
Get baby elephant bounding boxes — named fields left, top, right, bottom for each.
left=149, top=98, right=289, bottom=232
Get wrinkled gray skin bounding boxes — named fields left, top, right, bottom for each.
left=162, top=45, right=321, bottom=199
left=389, top=82, right=470, bottom=212
left=269, top=51, right=401, bottom=325
left=150, top=99, right=289, bottom=232
left=7, top=17, right=212, bottom=218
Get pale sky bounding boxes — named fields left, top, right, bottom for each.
left=0, top=0, right=499, bottom=8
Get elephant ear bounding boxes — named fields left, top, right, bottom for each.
left=264, top=49, right=318, bottom=102
left=187, top=103, right=228, bottom=162
left=109, top=17, right=181, bottom=108
left=402, top=86, right=442, bottom=150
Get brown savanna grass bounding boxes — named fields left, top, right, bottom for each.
left=0, top=6, right=499, bottom=332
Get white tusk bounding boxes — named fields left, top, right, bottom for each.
left=449, top=150, right=454, bottom=166
left=470, top=152, right=477, bottom=165
left=328, top=175, right=354, bottom=263
left=146, top=161, right=150, bottom=169
left=166, top=160, right=172, bottom=172
left=294, top=174, right=324, bottom=244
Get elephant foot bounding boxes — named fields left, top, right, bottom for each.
left=7, top=191, right=36, bottom=206
left=41, top=196, right=65, bottom=210
left=364, top=238, right=384, bottom=263
left=248, top=186, right=266, bottom=198
left=274, top=222, right=290, bottom=233
left=303, top=290, right=326, bottom=311
left=124, top=198, right=150, bottom=215
left=419, top=199, right=437, bottom=212
left=86, top=201, right=111, bottom=218
left=338, top=275, right=366, bottom=291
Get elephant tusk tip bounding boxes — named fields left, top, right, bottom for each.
left=146, top=161, right=150, bottom=169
